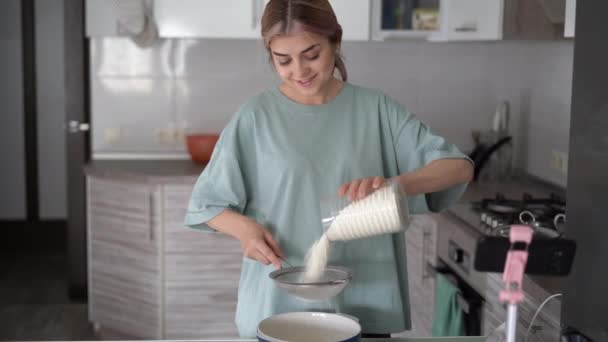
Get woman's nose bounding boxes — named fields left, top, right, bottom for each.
left=293, top=60, right=311, bottom=78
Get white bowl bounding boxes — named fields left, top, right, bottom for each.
left=257, top=312, right=361, bottom=342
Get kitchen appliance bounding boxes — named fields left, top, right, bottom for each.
left=472, top=192, right=566, bottom=237
left=257, top=312, right=361, bottom=342
left=435, top=214, right=486, bottom=336
left=469, top=102, right=513, bottom=181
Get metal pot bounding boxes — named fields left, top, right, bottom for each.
left=257, top=312, right=361, bottom=342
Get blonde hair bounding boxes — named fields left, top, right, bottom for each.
left=261, top=0, right=348, bottom=81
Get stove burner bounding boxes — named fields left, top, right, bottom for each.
left=472, top=192, right=566, bottom=237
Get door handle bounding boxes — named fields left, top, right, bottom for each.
left=67, top=120, right=90, bottom=133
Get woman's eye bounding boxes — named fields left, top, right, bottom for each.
left=306, top=54, right=320, bottom=61
left=278, top=59, right=291, bottom=66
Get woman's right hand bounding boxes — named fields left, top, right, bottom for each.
left=237, top=221, right=285, bottom=269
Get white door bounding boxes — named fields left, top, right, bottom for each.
left=330, top=0, right=370, bottom=41
left=429, top=0, right=504, bottom=41
left=155, top=0, right=267, bottom=38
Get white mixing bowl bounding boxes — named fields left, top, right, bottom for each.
left=257, top=312, right=361, bottom=342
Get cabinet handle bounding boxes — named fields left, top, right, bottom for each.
left=148, top=191, right=154, bottom=241
left=422, top=230, right=431, bottom=279
left=252, top=0, right=260, bottom=30
left=454, top=25, right=478, bottom=32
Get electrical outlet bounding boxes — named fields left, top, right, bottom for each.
left=103, top=127, right=121, bottom=143
left=156, top=128, right=173, bottom=143
left=551, top=150, right=569, bottom=175
left=173, top=127, right=186, bottom=143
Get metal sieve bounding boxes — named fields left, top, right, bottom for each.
left=269, top=266, right=352, bottom=301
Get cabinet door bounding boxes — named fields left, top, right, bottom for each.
left=163, top=185, right=242, bottom=339
left=155, top=0, right=267, bottom=38
left=330, top=0, right=370, bottom=41
left=403, top=215, right=437, bottom=337
left=429, top=0, right=504, bottom=41
left=564, top=0, right=576, bottom=37
left=87, top=177, right=162, bottom=338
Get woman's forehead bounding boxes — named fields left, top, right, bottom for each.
left=269, top=32, right=329, bottom=54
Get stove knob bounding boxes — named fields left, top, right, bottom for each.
left=455, top=249, right=464, bottom=263
left=481, top=213, right=487, bottom=222
left=484, top=215, right=493, bottom=225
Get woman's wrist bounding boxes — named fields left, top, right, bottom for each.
left=393, top=173, right=421, bottom=196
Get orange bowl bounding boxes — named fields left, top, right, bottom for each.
left=186, top=134, right=220, bottom=164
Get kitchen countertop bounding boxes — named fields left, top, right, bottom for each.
left=84, top=159, right=205, bottom=184
left=445, top=174, right=566, bottom=295
left=84, top=161, right=562, bottom=294
left=243, top=338, right=485, bottom=342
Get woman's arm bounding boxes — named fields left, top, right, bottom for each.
left=396, top=158, right=473, bottom=196
left=207, top=209, right=284, bottom=268
left=339, top=158, right=473, bottom=201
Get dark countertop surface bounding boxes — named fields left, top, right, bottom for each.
left=445, top=175, right=566, bottom=296
left=84, top=160, right=204, bottom=184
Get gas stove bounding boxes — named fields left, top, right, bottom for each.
left=471, top=193, right=566, bottom=238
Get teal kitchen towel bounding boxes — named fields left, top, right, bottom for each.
left=431, top=272, right=466, bottom=336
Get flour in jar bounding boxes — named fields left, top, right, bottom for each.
left=303, top=183, right=407, bottom=282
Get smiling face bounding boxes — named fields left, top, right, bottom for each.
left=269, top=31, right=341, bottom=105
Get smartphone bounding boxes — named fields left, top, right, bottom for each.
left=474, top=236, right=576, bottom=276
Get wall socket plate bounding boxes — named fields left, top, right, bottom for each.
left=103, top=127, right=121, bottom=143
left=551, top=150, right=569, bottom=176
left=156, top=126, right=186, bottom=144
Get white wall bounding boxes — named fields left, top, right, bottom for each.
left=90, top=38, right=573, bottom=187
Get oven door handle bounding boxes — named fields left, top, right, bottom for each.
left=425, top=262, right=472, bottom=314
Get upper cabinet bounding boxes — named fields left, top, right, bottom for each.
left=154, top=0, right=268, bottom=39
left=86, top=0, right=124, bottom=36
left=154, top=0, right=369, bottom=41
left=371, top=0, right=441, bottom=40
left=429, top=0, right=566, bottom=41
left=330, top=0, right=371, bottom=41
left=87, top=0, right=566, bottom=42
left=564, top=0, right=575, bottom=37
left=428, top=0, right=502, bottom=41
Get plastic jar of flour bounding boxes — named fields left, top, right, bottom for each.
left=320, top=180, right=410, bottom=242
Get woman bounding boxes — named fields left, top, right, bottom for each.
left=185, top=0, right=473, bottom=338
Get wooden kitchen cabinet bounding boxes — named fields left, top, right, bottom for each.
left=162, top=184, right=242, bottom=339
left=87, top=177, right=162, bottom=338
left=87, top=176, right=242, bottom=339
left=395, top=214, right=438, bottom=337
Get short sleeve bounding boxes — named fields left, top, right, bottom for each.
left=183, top=113, right=250, bottom=232
left=385, top=97, right=471, bottom=214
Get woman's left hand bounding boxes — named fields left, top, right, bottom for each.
left=338, top=176, right=386, bottom=201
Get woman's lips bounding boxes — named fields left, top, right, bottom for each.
left=296, top=74, right=317, bottom=87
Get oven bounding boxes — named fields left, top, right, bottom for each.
left=434, top=213, right=486, bottom=336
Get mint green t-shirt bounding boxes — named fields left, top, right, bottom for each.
left=184, top=83, right=469, bottom=338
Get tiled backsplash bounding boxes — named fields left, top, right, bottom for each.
left=90, top=38, right=573, bottom=186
